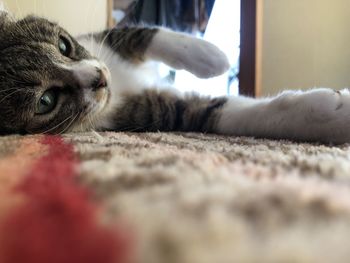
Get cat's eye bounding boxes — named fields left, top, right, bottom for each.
left=36, top=89, right=58, bottom=115
left=58, top=36, right=71, bottom=57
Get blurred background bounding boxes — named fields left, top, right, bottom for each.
left=3, top=0, right=350, bottom=98
left=3, top=0, right=108, bottom=35
left=259, top=0, right=350, bottom=97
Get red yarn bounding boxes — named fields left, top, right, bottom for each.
left=0, top=136, right=131, bottom=263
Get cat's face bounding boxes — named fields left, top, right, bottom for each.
left=0, top=13, right=111, bottom=134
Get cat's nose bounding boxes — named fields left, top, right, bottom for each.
left=64, top=59, right=109, bottom=91
left=93, top=70, right=107, bottom=90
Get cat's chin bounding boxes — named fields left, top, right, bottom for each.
left=94, top=86, right=110, bottom=104
left=89, top=88, right=111, bottom=116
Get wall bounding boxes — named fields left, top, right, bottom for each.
left=3, top=0, right=107, bottom=35
left=259, top=0, right=350, bottom=96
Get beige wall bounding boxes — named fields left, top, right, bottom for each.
left=3, top=0, right=107, bottom=35
left=259, top=0, right=350, bottom=96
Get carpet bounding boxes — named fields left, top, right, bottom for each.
left=1, top=132, right=350, bottom=263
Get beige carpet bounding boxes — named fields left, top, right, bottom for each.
left=60, top=132, right=350, bottom=263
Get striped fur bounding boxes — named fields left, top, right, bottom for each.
left=110, top=90, right=227, bottom=133
left=93, top=27, right=159, bottom=63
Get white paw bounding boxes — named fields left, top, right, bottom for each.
left=148, top=29, right=230, bottom=78
left=178, top=36, right=230, bottom=78
left=280, top=88, right=350, bottom=144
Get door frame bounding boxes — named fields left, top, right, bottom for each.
left=239, top=0, right=261, bottom=97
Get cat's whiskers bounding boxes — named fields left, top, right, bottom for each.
left=13, top=0, right=36, bottom=40
left=41, top=113, right=75, bottom=135
left=87, top=114, right=97, bottom=131
left=19, top=20, right=36, bottom=40
left=97, top=31, right=129, bottom=62
left=104, top=46, right=117, bottom=65
left=78, top=106, right=101, bottom=132
left=114, top=30, right=132, bottom=48
left=5, top=11, right=27, bottom=36
left=109, top=32, right=129, bottom=52
left=95, top=30, right=131, bottom=66
left=97, top=29, right=114, bottom=59
left=99, top=41, right=123, bottom=68
left=98, top=47, right=112, bottom=67
left=81, top=111, right=95, bottom=131
left=59, top=111, right=81, bottom=135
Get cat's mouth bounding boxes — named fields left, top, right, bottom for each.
left=85, top=66, right=112, bottom=111
left=94, top=67, right=112, bottom=108
left=69, top=88, right=110, bottom=132
left=66, top=64, right=112, bottom=132
left=92, top=85, right=111, bottom=111
left=76, top=82, right=112, bottom=131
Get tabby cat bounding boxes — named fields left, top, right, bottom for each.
left=0, top=8, right=349, bottom=144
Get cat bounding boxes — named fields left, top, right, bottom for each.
left=0, top=8, right=349, bottom=144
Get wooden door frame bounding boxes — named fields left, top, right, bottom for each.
left=107, top=0, right=115, bottom=28
left=239, top=0, right=261, bottom=97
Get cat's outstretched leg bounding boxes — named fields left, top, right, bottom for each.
left=86, top=27, right=229, bottom=79
left=217, top=88, right=350, bottom=144
left=105, top=87, right=350, bottom=144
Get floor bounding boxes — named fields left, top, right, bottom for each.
left=1, top=132, right=350, bottom=262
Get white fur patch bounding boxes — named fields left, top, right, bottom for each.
left=71, top=59, right=100, bottom=85
left=217, top=88, right=350, bottom=144
left=147, top=29, right=230, bottom=79
left=78, top=36, right=163, bottom=93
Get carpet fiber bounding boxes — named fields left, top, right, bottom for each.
left=1, top=132, right=350, bottom=262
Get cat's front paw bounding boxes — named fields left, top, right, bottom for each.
left=181, top=37, right=230, bottom=78
left=278, top=88, right=350, bottom=144
left=148, top=29, right=230, bottom=78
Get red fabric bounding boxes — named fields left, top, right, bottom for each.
left=0, top=136, right=131, bottom=263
